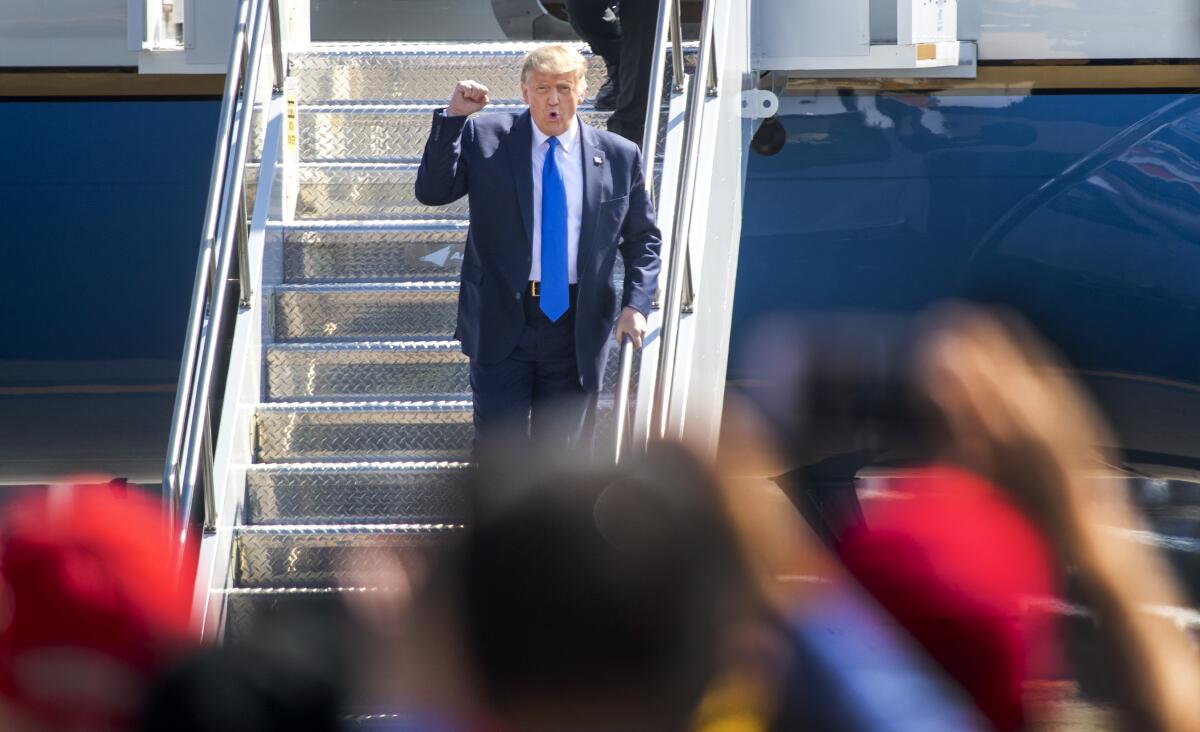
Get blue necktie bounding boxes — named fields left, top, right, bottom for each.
left=540, top=136, right=568, bottom=322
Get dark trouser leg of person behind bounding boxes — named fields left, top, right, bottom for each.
left=566, top=0, right=621, bottom=65
left=607, top=0, right=660, bottom=144
left=566, top=0, right=622, bottom=113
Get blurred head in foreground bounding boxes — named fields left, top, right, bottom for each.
left=452, top=441, right=759, bottom=731
left=0, top=480, right=196, bottom=732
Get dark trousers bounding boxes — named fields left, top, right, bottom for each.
left=567, top=0, right=621, bottom=67
left=566, top=0, right=659, bottom=144
left=469, top=285, right=595, bottom=454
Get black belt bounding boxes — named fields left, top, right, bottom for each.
left=527, top=281, right=579, bottom=298
left=524, top=282, right=579, bottom=322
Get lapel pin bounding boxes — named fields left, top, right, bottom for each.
left=593, top=155, right=603, bottom=166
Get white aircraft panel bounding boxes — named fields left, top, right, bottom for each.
left=975, top=0, right=1200, bottom=60
left=759, top=0, right=1200, bottom=64
left=0, top=0, right=136, bottom=67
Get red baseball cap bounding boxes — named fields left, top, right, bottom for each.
left=839, top=466, right=1059, bottom=731
left=0, top=480, right=197, bottom=730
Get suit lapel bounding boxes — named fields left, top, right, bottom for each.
left=508, top=111, right=535, bottom=247
left=579, top=118, right=605, bottom=272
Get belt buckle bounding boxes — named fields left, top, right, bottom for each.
left=530, top=281, right=540, bottom=297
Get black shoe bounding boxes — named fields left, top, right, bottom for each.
left=594, top=65, right=619, bottom=111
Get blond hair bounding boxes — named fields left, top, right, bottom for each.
left=520, top=45, right=589, bottom=92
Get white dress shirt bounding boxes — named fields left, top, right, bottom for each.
left=530, top=117, right=583, bottom=284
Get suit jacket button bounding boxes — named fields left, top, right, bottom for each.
left=515, top=292, right=521, bottom=300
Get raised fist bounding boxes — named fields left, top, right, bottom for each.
left=447, top=80, right=491, bottom=117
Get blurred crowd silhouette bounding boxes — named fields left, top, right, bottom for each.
left=1, top=303, right=1198, bottom=731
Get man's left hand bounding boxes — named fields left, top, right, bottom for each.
left=614, top=307, right=648, bottom=349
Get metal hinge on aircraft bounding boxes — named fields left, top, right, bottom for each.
left=741, top=90, right=780, bottom=119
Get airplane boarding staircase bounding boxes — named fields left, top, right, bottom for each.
left=231, top=43, right=615, bottom=640
left=166, top=0, right=753, bottom=669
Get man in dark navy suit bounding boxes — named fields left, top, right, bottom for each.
left=415, top=45, right=661, bottom=447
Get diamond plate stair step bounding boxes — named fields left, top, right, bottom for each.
left=278, top=214, right=648, bottom=285
left=255, top=401, right=474, bottom=462
left=222, top=587, right=356, bottom=645
left=267, top=341, right=469, bottom=401
left=237, top=523, right=462, bottom=588
left=274, top=282, right=458, bottom=341
left=271, top=280, right=646, bottom=353
left=246, top=163, right=460, bottom=221
left=291, top=42, right=607, bottom=105
left=247, top=109, right=672, bottom=217
left=268, top=327, right=635, bottom=396
left=245, top=461, right=471, bottom=525
left=345, top=714, right=428, bottom=730
left=282, top=221, right=467, bottom=283
left=258, top=104, right=612, bottom=163
left=251, top=104, right=611, bottom=163
left=262, top=344, right=631, bottom=424
left=305, top=162, right=460, bottom=221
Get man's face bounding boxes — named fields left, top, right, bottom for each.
left=521, top=70, right=584, bottom=137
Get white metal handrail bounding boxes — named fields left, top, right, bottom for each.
left=612, top=335, right=635, bottom=462
left=638, top=0, right=677, bottom=201
left=650, top=0, right=718, bottom=441
left=612, top=0, right=678, bottom=462
left=163, top=0, right=285, bottom=555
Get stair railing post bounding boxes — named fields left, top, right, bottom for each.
left=200, top=409, right=216, bottom=532
left=670, top=0, right=684, bottom=92
left=706, top=22, right=719, bottom=96
left=270, top=0, right=285, bottom=92
left=236, top=193, right=253, bottom=308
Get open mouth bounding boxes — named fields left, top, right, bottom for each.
left=548, top=110, right=561, bottom=122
